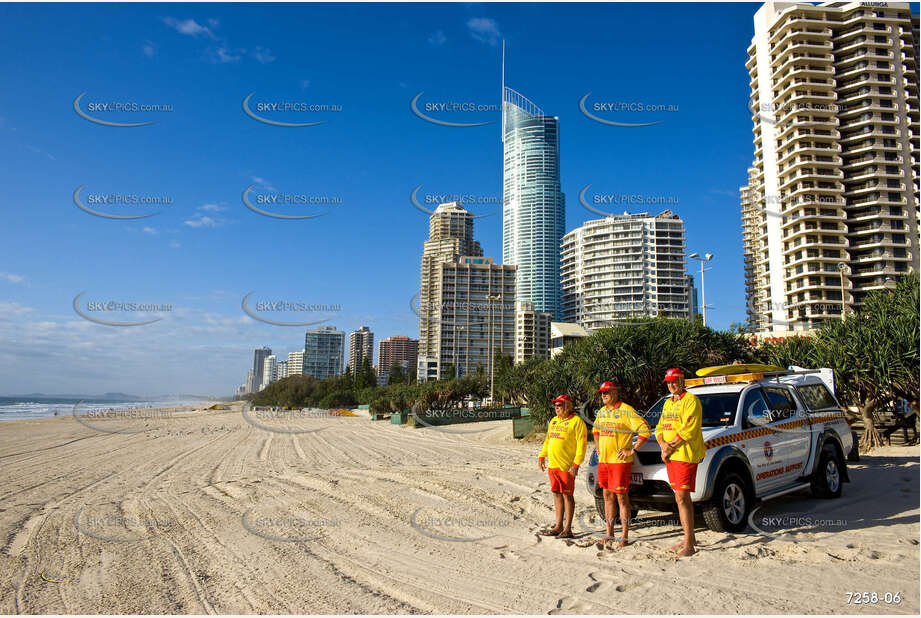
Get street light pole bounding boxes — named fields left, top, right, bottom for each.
left=487, top=293, right=500, bottom=402
left=688, top=252, right=714, bottom=327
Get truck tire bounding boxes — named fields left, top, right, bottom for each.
left=592, top=494, right=637, bottom=526
left=811, top=444, right=843, bottom=498
left=702, top=472, right=752, bottom=533
left=847, top=430, right=860, bottom=462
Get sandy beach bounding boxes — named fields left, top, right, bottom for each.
left=0, top=403, right=917, bottom=615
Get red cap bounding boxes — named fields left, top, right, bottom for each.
left=664, top=368, right=684, bottom=382
left=552, top=394, right=572, bottom=405
left=596, top=381, right=619, bottom=394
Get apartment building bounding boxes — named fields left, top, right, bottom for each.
left=743, top=1, right=919, bottom=332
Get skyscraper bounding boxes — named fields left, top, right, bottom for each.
left=744, top=1, right=919, bottom=333
left=304, top=325, right=345, bottom=379
left=419, top=201, right=483, bottom=363
left=560, top=211, right=692, bottom=330
left=377, top=335, right=418, bottom=379
left=287, top=351, right=305, bottom=377
left=502, top=43, right=566, bottom=320
left=417, top=203, right=516, bottom=381
left=261, top=354, right=277, bottom=390
left=514, top=301, right=551, bottom=363
left=252, top=346, right=271, bottom=389
left=347, top=326, right=374, bottom=373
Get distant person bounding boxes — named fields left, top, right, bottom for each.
left=656, top=368, right=705, bottom=558
left=538, top=394, right=587, bottom=539
left=592, top=381, right=649, bottom=548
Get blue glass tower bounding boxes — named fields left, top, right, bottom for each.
left=501, top=44, right=565, bottom=320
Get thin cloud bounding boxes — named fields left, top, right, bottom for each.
left=466, top=18, right=501, bottom=46
left=26, top=145, right=55, bottom=161
left=185, top=204, right=233, bottom=228
left=0, top=272, right=25, bottom=284
left=162, top=17, right=215, bottom=38
left=250, top=176, right=276, bottom=192
left=208, top=46, right=242, bottom=64
left=142, top=227, right=158, bottom=235
left=142, top=41, right=157, bottom=57
left=0, top=301, right=34, bottom=315
left=428, top=30, right=447, bottom=46
left=184, top=215, right=221, bottom=229
left=253, top=46, right=276, bottom=64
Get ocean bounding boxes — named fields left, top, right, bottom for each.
left=0, top=397, right=203, bottom=421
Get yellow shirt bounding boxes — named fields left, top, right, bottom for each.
left=593, top=402, right=650, bottom=464
left=656, top=391, right=706, bottom=463
left=539, top=414, right=588, bottom=470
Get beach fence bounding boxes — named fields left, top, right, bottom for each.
left=512, top=408, right=532, bottom=439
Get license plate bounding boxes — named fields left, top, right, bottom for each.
left=630, top=472, right=643, bottom=486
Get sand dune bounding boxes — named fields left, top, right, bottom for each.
left=0, top=403, right=917, bottom=614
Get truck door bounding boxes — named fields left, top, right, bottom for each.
left=741, top=388, right=784, bottom=494
left=762, top=386, right=811, bottom=486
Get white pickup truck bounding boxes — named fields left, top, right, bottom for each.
left=585, top=366, right=857, bottom=532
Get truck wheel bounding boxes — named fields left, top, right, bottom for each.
left=847, top=431, right=860, bottom=462
left=592, top=494, right=637, bottom=526
left=702, top=472, right=751, bottom=533
left=811, top=445, right=843, bottom=498
left=594, top=494, right=606, bottom=522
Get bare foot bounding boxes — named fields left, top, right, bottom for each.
left=540, top=526, right=563, bottom=536
left=676, top=545, right=696, bottom=558
left=668, top=542, right=683, bottom=552
left=616, top=539, right=631, bottom=548
left=557, top=530, right=575, bottom=539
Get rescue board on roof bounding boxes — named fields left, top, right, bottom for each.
left=695, top=364, right=785, bottom=377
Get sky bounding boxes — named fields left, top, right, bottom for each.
left=0, top=1, right=767, bottom=396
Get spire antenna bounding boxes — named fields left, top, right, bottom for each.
left=501, top=40, right=506, bottom=134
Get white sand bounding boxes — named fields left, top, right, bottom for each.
left=0, top=403, right=917, bottom=614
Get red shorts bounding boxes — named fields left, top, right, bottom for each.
left=666, top=460, right=698, bottom=492
left=548, top=468, right=575, bottom=495
left=597, top=462, right=631, bottom=494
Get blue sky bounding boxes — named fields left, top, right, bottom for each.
left=0, top=2, right=765, bottom=396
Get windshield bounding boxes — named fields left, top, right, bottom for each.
left=642, top=392, right=740, bottom=428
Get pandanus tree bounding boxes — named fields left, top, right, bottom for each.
left=813, top=273, right=919, bottom=451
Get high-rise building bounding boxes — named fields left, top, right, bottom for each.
left=744, top=1, right=919, bottom=333
left=419, top=202, right=483, bottom=364
left=515, top=301, right=551, bottom=363
left=276, top=359, right=288, bottom=381
left=686, top=274, right=700, bottom=319
left=260, top=354, right=277, bottom=390
left=287, top=351, right=305, bottom=377
left=304, top=325, right=345, bottom=379
left=347, top=326, right=374, bottom=373
left=252, top=346, right=271, bottom=389
left=417, top=203, right=516, bottom=381
left=502, top=45, right=566, bottom=320
left=560, top=211, right=692, bottom=330
left=377, top=335, right=418, bottom=379
left=245, top=369, right=255, bottom=394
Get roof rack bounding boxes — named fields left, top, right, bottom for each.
left=686, top=368, right=822, bottom=388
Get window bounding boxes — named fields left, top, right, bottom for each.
left=796, top=383, right=838, bottom=412
left=643, top=392, right=739, bottom=428
left=763, top=387, right=799, bottom=421
left=743, top=390, right=772, bottom=427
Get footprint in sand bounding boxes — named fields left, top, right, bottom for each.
left=549, top=596, right=595, bottom=614
left=585, top=581, right=626, bottom=593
